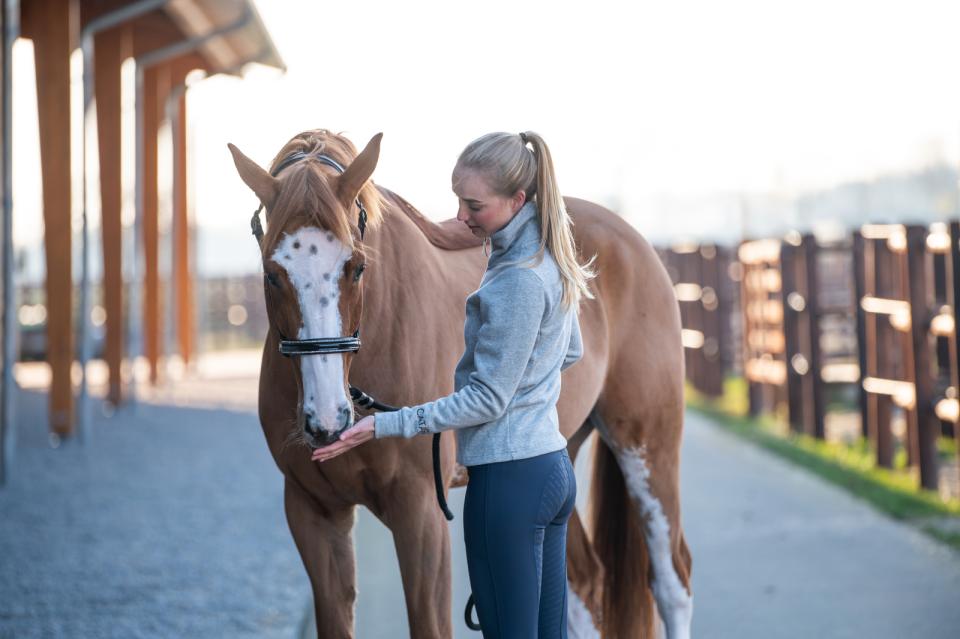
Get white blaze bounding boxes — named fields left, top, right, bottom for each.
left=271, top=227, right=353, bottom=434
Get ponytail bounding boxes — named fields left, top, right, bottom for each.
left=519, top=131, right=596, bottom=310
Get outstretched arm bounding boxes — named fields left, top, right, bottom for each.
left=373, top=268, right=547, bottom=439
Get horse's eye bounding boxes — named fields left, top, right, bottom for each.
left=265, top=272, right=281, bottom=288
left=353, top=263, right=366, bottom=283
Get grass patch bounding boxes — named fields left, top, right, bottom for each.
left=686, top=380, right=960, bottom=550
left=940, top=436, right=958, bottom=460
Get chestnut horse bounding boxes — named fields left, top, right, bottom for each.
left=228, top=130, right=693, bottom=638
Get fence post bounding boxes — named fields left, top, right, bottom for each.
left=803, top=233, right=826, bottom=439
left=699, top=244, right=724, bottom=397
left=904, top=225, right=939, bottom=490
left=853, top=231, right=869, bottom=440
left=781, top=238, right=804, bottom=432
left=949, top=222, right=960, bottom=493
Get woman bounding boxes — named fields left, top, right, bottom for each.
left=312, top=131, right=595, bottom=638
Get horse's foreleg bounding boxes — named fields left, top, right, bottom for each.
left=382, top=484, right=452, bottom=639
left=284, top=478, right=357, bottom=639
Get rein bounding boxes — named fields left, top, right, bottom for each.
left=251, top=150, right=455, bottom=524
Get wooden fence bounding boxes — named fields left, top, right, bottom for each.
left=661, top=221, right=960, bottom=492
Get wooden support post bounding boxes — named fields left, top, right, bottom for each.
left=172, top=87, right=193, bottom=365
left=25, top=0, right=77, bottom=435
left=1, top=0, right=16, bottom=485
left=141, top=53, right=204, bottom=382
left=95, top=25, right=128, bottom=405
left=141, top=63, right=167, bottom=385
left=905, top=225, right=939, bottom=490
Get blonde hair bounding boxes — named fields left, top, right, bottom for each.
left=453, top=131, right=596, bottom=311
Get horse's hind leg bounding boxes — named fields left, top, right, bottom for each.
left=565, top=424, right=603, bottom=637
left=596, top=391, right=693, bottom=639
left=284, top=479, right=357, bottom=639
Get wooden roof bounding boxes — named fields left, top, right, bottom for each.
left=164, top=0, right=285, bottom=73
left=75, top=0, right=284, bottom=74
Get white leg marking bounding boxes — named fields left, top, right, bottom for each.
left=271, top=228, right=353, bottom=434
left=617, top=446, right=693, bottom=639
left=566, top=581, right=600, bottom=639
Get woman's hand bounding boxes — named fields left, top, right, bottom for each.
left=311, top=414, right=376, bottom=463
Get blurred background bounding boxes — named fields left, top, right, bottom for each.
left=3, top=1, right=960, bottom=637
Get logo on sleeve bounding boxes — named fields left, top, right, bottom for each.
left=416, top=408, right=428, bottom=434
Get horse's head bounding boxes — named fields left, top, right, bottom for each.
left=229, top=130, right=384, bottom=448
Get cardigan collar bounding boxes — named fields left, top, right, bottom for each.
left=490, top=201, right=539, bottom=256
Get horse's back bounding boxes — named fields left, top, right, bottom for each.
left=564, top=196, right=677, bottom=316
left=564, top=196, right=683, bottom=387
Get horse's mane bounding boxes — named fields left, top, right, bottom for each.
left=379, top=187, right=484, bottom=251
left=263, top=130, right=385, bottom=253
left=263, top=129, right=482, bottom=253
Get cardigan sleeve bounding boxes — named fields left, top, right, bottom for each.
left=374, top=268, right=546, bottom=439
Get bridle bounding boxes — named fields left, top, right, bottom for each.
left=249, top=149, right=456, bottom=521
left=249, top=147, right=478, bottom=630
left=251, top=150, right=366, bottom=358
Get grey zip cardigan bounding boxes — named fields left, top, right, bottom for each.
left=373, top=201, right=583, bottom=466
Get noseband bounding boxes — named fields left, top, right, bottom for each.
left=248, top=148, right=457, bottom=531
left=251, top=151, right=366, bottom=357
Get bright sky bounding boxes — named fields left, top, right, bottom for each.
left=12, top=0, right=960, bottom=274
left=193, top=0, right=960, bottom=237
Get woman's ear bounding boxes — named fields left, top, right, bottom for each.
left=511, top=189, right=527, bottom=214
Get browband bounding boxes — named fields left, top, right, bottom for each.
left=250, top=152, right=368, bottom=244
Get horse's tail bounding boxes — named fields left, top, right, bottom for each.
left=589, top=417, right=657, bottom=638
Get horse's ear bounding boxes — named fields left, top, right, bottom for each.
left=228, top=143, right=278, bottom=209
left=338, top=133, right=382, bottom=204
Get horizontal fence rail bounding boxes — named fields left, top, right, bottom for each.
left=659, top=220, right=960, bottom=494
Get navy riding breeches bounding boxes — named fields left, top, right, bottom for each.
left=463, top=448, right=578, bottom=639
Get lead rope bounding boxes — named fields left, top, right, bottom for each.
left=347, top=387, right=455, bottom=523
left=466, top=237, right=485, bottom=628
left=349, top=387, right=481, bottom=631
left=251, top=151, right=477, bottom=631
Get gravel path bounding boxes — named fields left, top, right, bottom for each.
left=4, top=378, right=960, bottom=639
left=0, top=390, right=308, bottom=639
left=682, top=410, right=960, bottom=638
left=306, top=410, right=960, bottom=638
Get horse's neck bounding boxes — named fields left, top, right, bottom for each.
left=356, top=194, right=485, bottom=392
left=366, top=196, right=481, bottom=318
